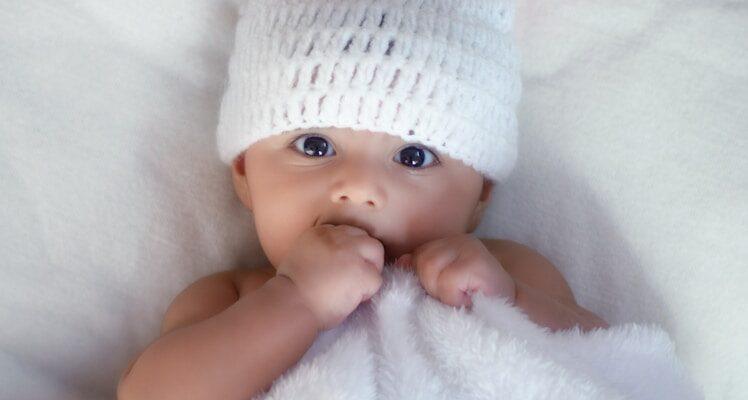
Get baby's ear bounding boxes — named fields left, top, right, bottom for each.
left=232, top=152, right=246, bottom=176
left=231, top=152, right=253, bottom=211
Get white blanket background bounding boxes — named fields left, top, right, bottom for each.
left=1, top=1, right=746, bottom=399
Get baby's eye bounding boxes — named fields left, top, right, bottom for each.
left=394, top=145, right=440, bottom=169
left=291, top=134, right=336, bottom=157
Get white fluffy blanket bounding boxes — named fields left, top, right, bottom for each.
left=254, top=266, right=703, bottom=400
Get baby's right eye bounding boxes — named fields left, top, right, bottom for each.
left=290, top=134, right=336, bottom=157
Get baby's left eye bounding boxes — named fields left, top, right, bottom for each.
left=394, top=145, right=440, bottom=169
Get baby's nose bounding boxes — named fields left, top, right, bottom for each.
left=330, top=180, right=385, bottom=209
left=335, top=194, right=377, bottom=208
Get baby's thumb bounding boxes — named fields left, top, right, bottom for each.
left=394, top=253, right=413, bottom=268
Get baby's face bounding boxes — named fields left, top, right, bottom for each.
left=232, top=127, right=493, bottom=267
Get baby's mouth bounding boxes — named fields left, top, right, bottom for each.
left=316, top=216, right=378, bottom=240
left=316, top=215, right=392, bottom=261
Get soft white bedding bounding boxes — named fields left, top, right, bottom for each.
left=1, top=1, right=746, bottom=399
left=255, top=266, right=702, bottom=400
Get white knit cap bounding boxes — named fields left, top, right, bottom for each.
left=217, top=0, right=522, bottom=183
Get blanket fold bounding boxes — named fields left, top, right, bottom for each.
left=254, top=266, right=703, bottom=400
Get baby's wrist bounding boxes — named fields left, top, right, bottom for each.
left=490, top=261, right=518, bottom=306
left=265, top=274, right=323, bottom=333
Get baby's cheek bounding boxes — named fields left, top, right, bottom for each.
left=254, top=204, right=312, bottom=268
left=255, top=225, right=290, bottom=268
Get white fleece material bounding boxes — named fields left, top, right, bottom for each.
left=253, top=266, right=703, bottom=400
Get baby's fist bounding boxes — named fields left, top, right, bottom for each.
left=396, top=234, right=516, bottom=308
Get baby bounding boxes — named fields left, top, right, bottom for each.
left=117, top=1, right=608, bottom=399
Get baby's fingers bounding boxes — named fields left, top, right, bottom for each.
left=415, top=248, right=459, bottom=298
left=436, top=263, right=475, bottom=308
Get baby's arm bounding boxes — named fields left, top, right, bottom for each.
left=486, top=239, right=609, bottom=332
left=117, top=269, right=319, bottom=400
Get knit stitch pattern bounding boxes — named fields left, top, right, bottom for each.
left=217, top=0, right=522, bottom=183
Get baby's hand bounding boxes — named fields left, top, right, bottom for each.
left=396, top=234, right=516, bottom=308
left=276, top=224, right=384, bottom=331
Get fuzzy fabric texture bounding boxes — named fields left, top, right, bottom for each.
left=216, top=0, right=522, bottom=183
left=252, top=265, right=703, bottom=400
